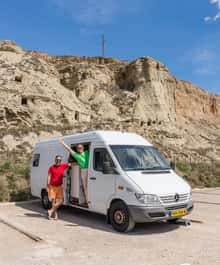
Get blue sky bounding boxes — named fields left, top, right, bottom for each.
left=0, top=0, right=220, bottom=94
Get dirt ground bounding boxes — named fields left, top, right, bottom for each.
left=0, top=188, right=220, bottom=265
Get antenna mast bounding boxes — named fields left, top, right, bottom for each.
left=102, top=34, right=106, bottom=58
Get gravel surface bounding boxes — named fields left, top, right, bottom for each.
left=0, top=188, right=220, bottom=265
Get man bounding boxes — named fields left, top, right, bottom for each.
left=47, top=155, right=69, bottom=220
left=60, top=139, right=89, bottom=204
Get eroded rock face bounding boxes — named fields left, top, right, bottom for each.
left=175, top=80, right=220, bottom=121
left=0, top=40, right=24, bottom=54
left=117, top=57, right=177, bottom=123
left=0, top=40, right=219, bottom=163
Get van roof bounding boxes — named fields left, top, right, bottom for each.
left=35, top=130, right=152, bottom=146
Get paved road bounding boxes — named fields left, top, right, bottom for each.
left=0, top=189, right=220, bottom=265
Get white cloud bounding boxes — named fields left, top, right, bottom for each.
left=204, top=16, right=212, bottom=22
left=51, top=0, right=143, bottom=26
left=195, top=49, right=218, bottom=75
left=76, top=0, right=117, bottom=25
left=205, top=0, right=220, bottom=22
left=213, top=11, right=220, bottom=20
left=210, top=0, right=220, bottom=9
left=193, top=49, right=216, bottom=63
left=182, top=48, right=219, bottom=75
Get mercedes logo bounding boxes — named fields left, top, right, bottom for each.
left=174, top=193, right=180, bottom=202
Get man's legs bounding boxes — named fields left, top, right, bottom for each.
left=48, top=186, right=63, bottom=219
left=48, top=199, right=55, bottom=219
left=48, top=198, right=63, bottom=219
left=81, top=169, right=88, bottom=203
left=53, top=198, right=64, bottom=219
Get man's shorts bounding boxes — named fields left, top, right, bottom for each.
left=49, top=185, right=63, bottom=200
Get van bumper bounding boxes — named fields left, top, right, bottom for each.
left=128, top=201, right=194, bottom=223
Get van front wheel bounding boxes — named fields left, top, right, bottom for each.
left=41, top=190, right=52, bottom=210
left=109, top=201, right=135, bottom=232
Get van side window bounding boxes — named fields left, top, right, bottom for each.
left=94, top=148, right=114, bottom=172
left=33, top=154, right=40, bottom=167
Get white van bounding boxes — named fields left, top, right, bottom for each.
left=31, top=130, right=193, bottom=232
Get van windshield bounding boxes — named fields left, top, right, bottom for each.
left=110, top=145, right=170, bottom=171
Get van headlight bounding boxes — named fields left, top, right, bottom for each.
left=135, top=193, right=161, bottom=206
left=189, top=190, right=193, bottom=200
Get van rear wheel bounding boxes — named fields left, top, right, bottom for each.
left=109, top=201, right=135, bottom=232
left=41, top=190, right=52, bottom=210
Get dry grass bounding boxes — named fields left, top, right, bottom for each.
left=176, top=161, right=220, bottom=188
left=0, top=161, right=31, bottom=202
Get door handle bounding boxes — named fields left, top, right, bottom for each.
left=90, top=177, right=96, bottom=180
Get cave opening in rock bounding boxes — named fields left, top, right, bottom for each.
left=75, top=111, right=79, bottom=121
left=147, top=119, right=152, bottom=126
left=15, top=75, right=23, bottom=82
left=21, top=97, right=28, bottom=105
left=75, top=89, right=80, bottom=98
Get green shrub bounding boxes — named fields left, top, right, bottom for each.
left=0, top=161, right=13, bottom=172
left=176, top=161, right=192, bottom=176
left=175, top=160, right=220, bottom=188
left=0, top=176, right=9, bottom=202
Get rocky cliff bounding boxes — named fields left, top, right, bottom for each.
left=0, top=40, right=220, bottom=189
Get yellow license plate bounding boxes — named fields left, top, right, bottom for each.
left=171, top=209, right=188, bottom=217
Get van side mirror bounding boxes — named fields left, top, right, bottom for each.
left=170, top=161, right=176, bottom=170
left=103, top=161, right=116, bottom=174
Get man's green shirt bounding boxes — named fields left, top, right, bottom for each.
left=71, top=150, right=89, bottom=169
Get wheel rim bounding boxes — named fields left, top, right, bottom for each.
left=114, top=210, right=126, bottom=225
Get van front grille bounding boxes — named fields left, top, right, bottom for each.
left=149, top=212, right=166, bottom=218
left=160, top=193, right=189, bottom=204
left=165, top=204, right=187, bottom=211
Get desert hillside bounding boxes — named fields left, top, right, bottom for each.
left=0, top=40, right=219, bottom=201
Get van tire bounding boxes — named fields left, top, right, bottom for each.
left=41, top=190, right=52, bottom=210
left=109, top=201, right=135, bottom=233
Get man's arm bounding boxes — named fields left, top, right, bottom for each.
left=59, top=139, right=74, bottom=154
left=46, top=174, right=51, bottom=192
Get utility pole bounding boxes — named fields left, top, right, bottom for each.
left=102, top=34, right=106, bottom=58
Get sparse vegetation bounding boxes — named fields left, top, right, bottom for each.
left=0, top=158, right=219, bottom=202
left=0, top=161, right=31, bottom=202
left=176, top=160, right=220, bottom=188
